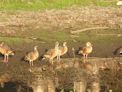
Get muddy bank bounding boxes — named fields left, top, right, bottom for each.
left=0, top=7, right=122, bottom=58
left=0, top=57, right=121, bottom=92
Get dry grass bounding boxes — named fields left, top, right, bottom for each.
left=0, top=7, right=122, bottom=35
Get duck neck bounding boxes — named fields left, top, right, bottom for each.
left=86, top=44, right=91, bottom=47
left=34, top=48, right=38, bottom=52
left=55, top=43, right=59, bottom=49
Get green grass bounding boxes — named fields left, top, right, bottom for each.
left=0, top=36, right=32, bottom=46
left=78, top=30, right=122, bottom=45
left=33, top=31, right=72, bottom=42
left=0, top=29, right=122, bottom=47
left=77, top=32, right=122, bottom=44
left=0, top=31, right=73, bottom=45
left=0, top=0, right=117, bottom=10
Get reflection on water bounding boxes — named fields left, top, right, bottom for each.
left=0, top=82, right=73, bottom=92
left=0, top=82, right=32, bottom=92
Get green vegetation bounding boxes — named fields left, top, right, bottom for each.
left=0, top=0, right=116, bottom=10
left=32, top=31, right=72, bottom=42
left=0, top=36, right=32, bottom=46
left=0, top=29, right=121, bottom=47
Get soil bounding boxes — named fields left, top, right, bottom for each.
left=0, top=7, right=122, bottom=92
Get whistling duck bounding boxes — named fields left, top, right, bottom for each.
left=78, top=42, right=93, bottom=59
left=114, top=47, right=122, bottom=56
left=58, top=42, right=68, bottom=61
left=118, top=47, right=122, bottom=55
left=42, top=41, right=59, bottom=64
left=24, top=46, right=39, bottom=66
left=0, top=42, right=14, bottom=63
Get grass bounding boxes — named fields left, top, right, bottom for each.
left=0, top=31, right=73, bottom=46
left=0, top=30, right=72, bottom=42
left=0, top=0, right=117, bottom=10
left=74, top=29, right=122, bottom=43
left=32, top=31, right=72, bottom=42
left=0, top=28, right=121, bottom=47
left=0, top=36, right=32, bottom=46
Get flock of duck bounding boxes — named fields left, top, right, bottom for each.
left=0, top=41, right=93, bottom=66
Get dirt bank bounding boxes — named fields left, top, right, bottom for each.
left=0, top=7, right=122, bottom=34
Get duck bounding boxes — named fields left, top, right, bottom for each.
left=0, top=42, right=14, bottom=63
left=42, top=41, right=59, bottom=64
left=58, top=42, right=68, bottom=61
left=24, top=46, right=39, bottom=66
left=118, top=47, right=122, bottom=55
left=113, top=47, right=122, bottom=56
left=59, top=42, right=68, bottom=56
left=78, top=42, right=93, bottom=60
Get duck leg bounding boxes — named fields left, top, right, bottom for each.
left=57, top=54, right=60, bottom=61
left=29, top=61, right=32, bottom=67
left=32, top=61, right=34, bottom=66
left=86, top=54, right=88, bottom=59
left=4, top=55, right=7, bottom=63
left=83, top=54, right=88, bottom=63
left=6, top=55, right=8, bottom=63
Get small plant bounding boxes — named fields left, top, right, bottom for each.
left=60, top=89, right=64, bottom=92
left=109, top=89, right=113, bottom=92
left=69, top=90, right=74, bottom=92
